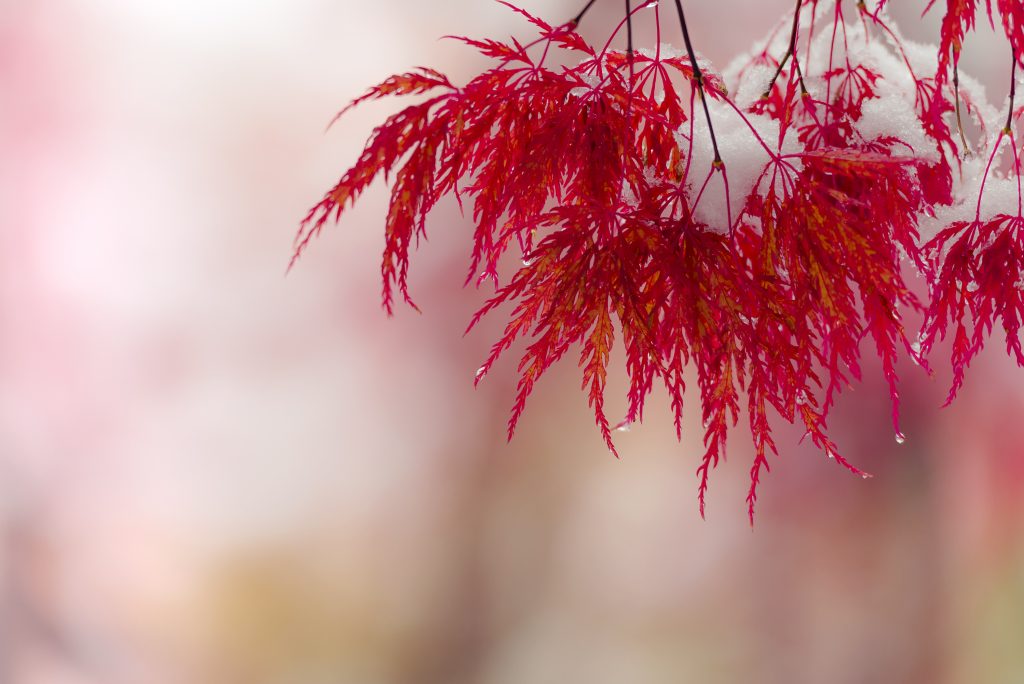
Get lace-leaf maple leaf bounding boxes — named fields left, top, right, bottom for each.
left=927, top=0, right=1024, bottom=74
left=923, top=214, right=1024, bottom=400
left=296, top=0, right=1024, bottom=519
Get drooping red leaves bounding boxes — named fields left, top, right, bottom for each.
left=293, top=69, right=456, bottom=312
left=994, top=0, right=1024, bottom=62
left=725, top=150, right=922, bottom=519
left=927, top=0, right=980, bottom=80
left=923, top=214, right=1024, bottom=401
left=927, top=0, right=1024, bottom=75
left=298, top=2, right=1024, bottom=519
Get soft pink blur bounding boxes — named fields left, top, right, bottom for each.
left=1, top=1, right=1023, bottom=682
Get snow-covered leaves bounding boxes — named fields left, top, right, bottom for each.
left=297, top=1, right=1024, bottom=520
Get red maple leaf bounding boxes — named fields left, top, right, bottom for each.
left=295, top=0, right=1024, bottom=519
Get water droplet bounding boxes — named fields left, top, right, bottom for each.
left=615, top=420, right=632, bottom=433
left=795, top=390, right=808, bottom=406
left=895, top=432, right=906, bottom=445
left=861, top=473, right=872, bottom=479
left=826, top=449, right=835, bottom=460
left=475, top=366, right=487, bottom=379
left=641, top=0, right=659, bottom=8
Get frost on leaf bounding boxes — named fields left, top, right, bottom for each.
left=296, top=1, right=1024, bottom=521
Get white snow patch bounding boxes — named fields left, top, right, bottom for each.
left=685, top=102, right=802, bottom=233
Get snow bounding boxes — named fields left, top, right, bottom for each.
left=685, top=101, right=803, bottom=233
left=732, top=62, right=777, bottom=110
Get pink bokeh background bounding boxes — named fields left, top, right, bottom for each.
left=1, top=1, right=1023, bottom=682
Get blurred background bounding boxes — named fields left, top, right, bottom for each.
left=1, top=0, right=1023, bottom=682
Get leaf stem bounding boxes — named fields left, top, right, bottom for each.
left=626, top=0, right=636, bottom=167
left=1006, top=49, right=1017, bottom=134
left=1007, top=49, right=1021, bottom=217
left=626, top=0, right=634, bottom=60
left=672, top=0, right=722, bottom=165
left=954, top=61, right=970, bottom=156
left=570, top=0, right=601, bottom=28
left=763, top=0, right=808, bottom=97
left=975, top=50, right=1020, bottom=221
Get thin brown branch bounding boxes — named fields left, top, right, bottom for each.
left=763, top=0, right=808, bottom=97
left=673, top=0, right=722, bottom=164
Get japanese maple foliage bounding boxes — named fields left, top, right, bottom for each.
left=295, top=0, right=1024, bottom=520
